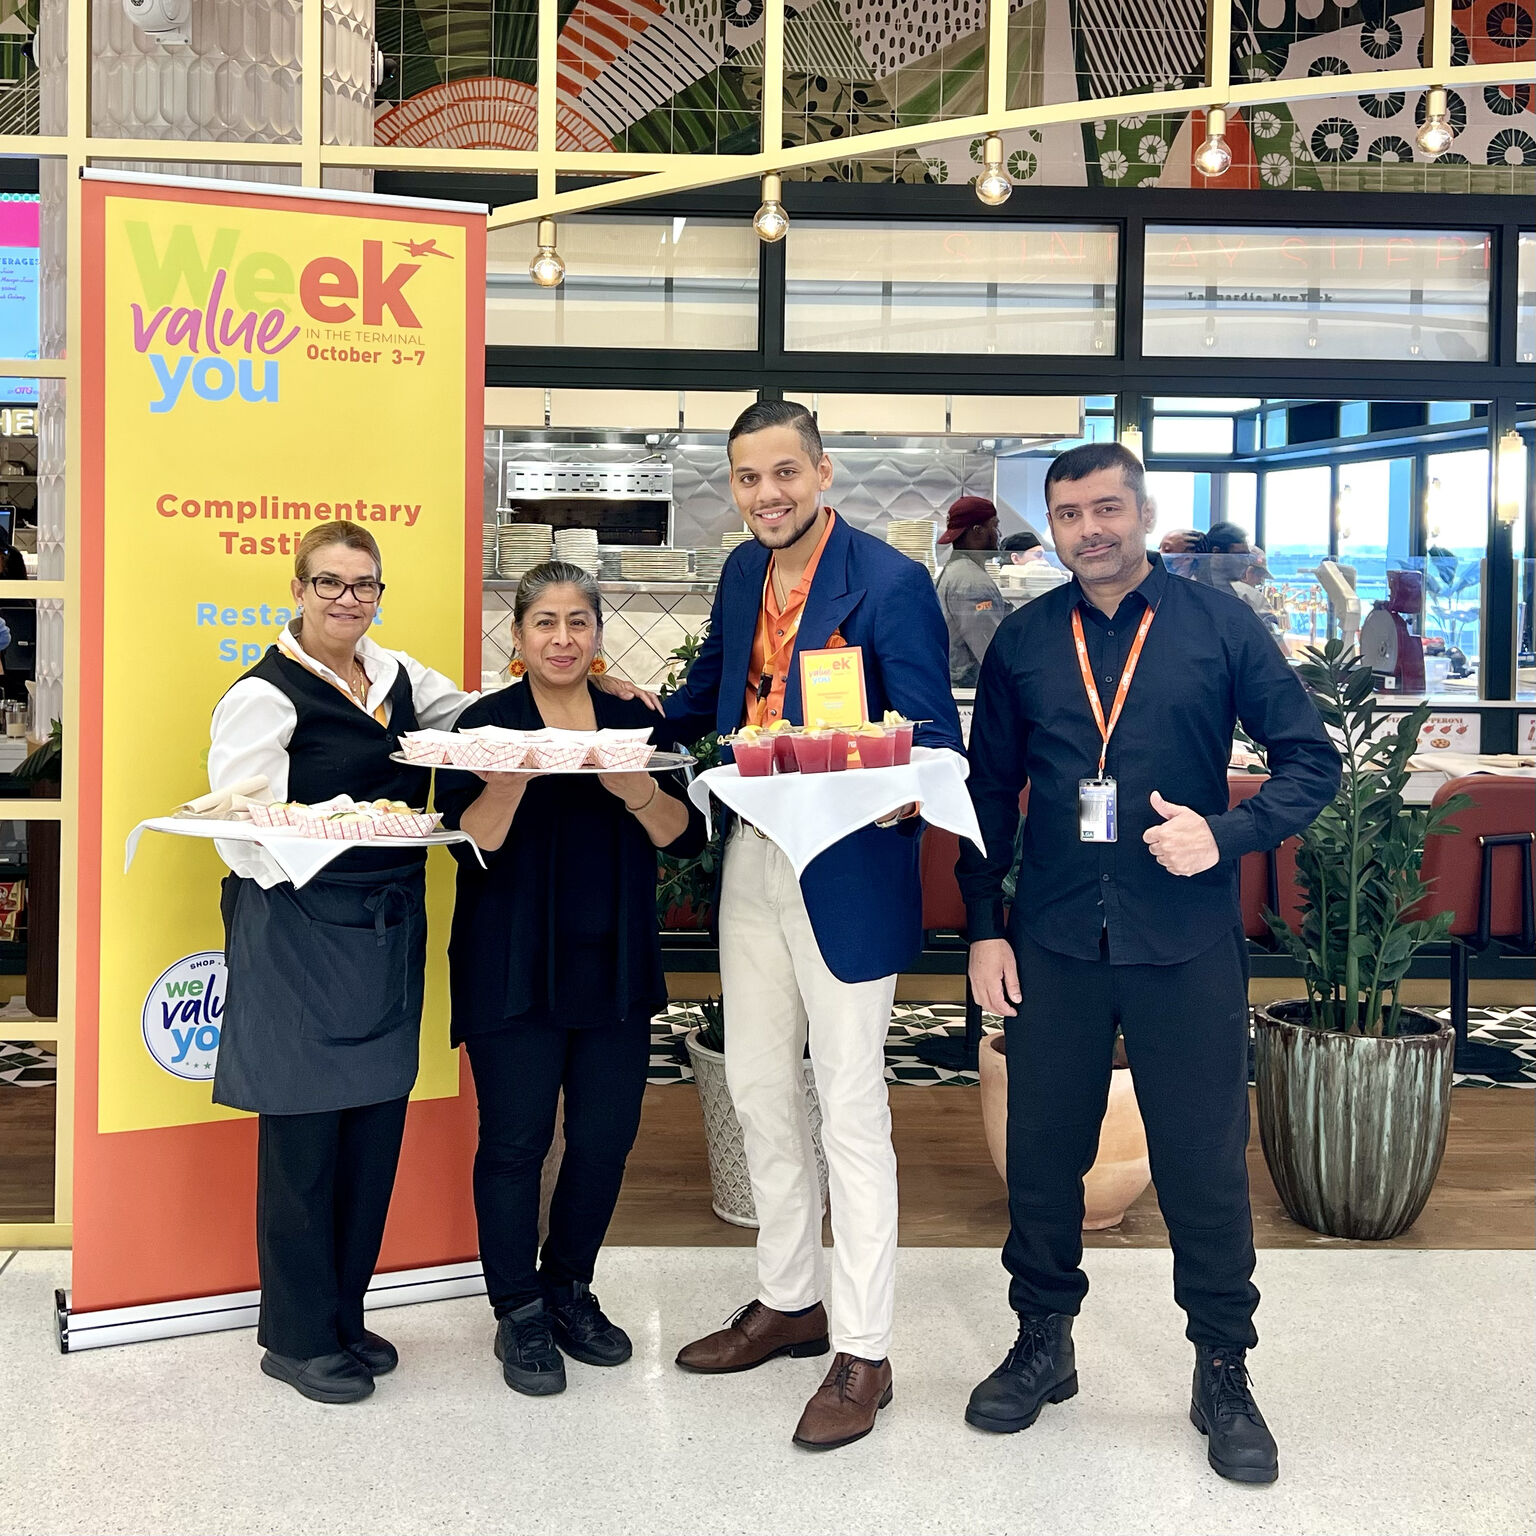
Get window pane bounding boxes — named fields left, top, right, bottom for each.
left=784, top=222, right=1118, bottom=355
left=486, top=217, right=758, bottom=351
left=1337, top=458, right=1412, bottom=618
left=1264, top=466, right=1331, bottom=642
left=1151, top=416, right=1234, bottom=455
left=1145, top=471, right=1203, bottom=534
left=1519, top=234, right=1535, bottom=366
left=1143, top=226, right=1492, bottom=362
left=1226, top=473, right=1258, bottom=541
left=1425, top=449, right=1489, bottom=665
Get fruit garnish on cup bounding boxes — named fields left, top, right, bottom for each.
left=791, top=727, right=835, bottom=774
left=768, top=717, right=800, bottom=773
left=855, top=721, right=896, bottom=769
left=730, top=724, right=776, bottom=778
left=883, top=710, right=914, bottom=765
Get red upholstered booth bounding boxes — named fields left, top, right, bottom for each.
left=1228, top=774, right=1304, bottom=941
left=1418, top=775, right=1535, bottom=1080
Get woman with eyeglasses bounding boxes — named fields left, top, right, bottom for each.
left=208, top=520, right=475, bottom=1404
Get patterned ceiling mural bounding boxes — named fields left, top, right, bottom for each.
left=374, top=0, right=1534, bottom=192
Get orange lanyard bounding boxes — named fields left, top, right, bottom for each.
left=748, top=564, right=804, bottom=727
left=1071, top=603, right=1156, bottom=779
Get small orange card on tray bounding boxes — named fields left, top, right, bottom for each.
left=799, top=645, right=868, bottom=728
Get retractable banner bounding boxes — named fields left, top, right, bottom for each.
left=73, top=173, right=485, bottom=1329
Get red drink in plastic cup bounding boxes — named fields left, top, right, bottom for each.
left=856, top=729, right=896, bottom=769
left=828, top=729, right=851, bottom=771
left=772, top=733, right=799, bottom=773
left=734, top=739, right=775, bottom=777
left=792, top=732, right=834, bottom=774
left=889, top=722, right=914, bottom=765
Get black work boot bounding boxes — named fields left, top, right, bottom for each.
left=545, top=1280, right=633, bottom=1367
left=964, top=1313, right=1078, bottom=1433
left=1190, top=1344, right=1279, bottom=1484
left=493, top=1299, right=567, bottom=1396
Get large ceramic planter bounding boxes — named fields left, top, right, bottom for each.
left=1254, top=1003, right=1454, bottom=1240
left=685, top=1027, right=829, bottom=1228
left=978, top=1032, right=1152, bottom=1231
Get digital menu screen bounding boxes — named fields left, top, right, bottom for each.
left=0, top=193, right=39, bottom=405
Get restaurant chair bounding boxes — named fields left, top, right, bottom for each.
left=1228, top=773, right=1305, bottom=945
left=1418, top=776, right=1535, bottom=1083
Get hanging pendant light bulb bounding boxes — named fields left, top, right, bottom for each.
left=529, top=218, right=565, bottom=288
left=975, top=134, right=1013, bottom=207
left=1194, top=107, right=1232, bottom=178
left=753, top=174, right=789, bottom=243
left=1416, top=87, right=1455, bottom=157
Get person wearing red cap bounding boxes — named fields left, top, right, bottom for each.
left=936, top=495, right=1007, bottom=688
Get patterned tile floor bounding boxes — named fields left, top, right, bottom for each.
left=650, top=1003, right=1536, bottom=1089
left=3, top=1011, right=1531, bottom=1095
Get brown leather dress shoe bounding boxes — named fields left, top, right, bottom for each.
left=792, top=1353, right=894, bottom=1451
left=675, top=1299, right=830, bottom=1374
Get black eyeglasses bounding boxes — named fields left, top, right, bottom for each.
left=308, top=575, right=386, bottom=603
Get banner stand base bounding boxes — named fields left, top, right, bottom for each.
left=56, top=1260, right=488, bottom=1353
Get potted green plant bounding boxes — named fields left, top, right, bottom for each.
left=655, top=631, right=721, bottom=931
left=684, top=994, right=829, bottom=1229
left=1256, top=640, right=1466, bottom=1240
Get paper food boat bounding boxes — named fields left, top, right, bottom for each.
left=588, top=728, right=656, bottom=769
left=248, top=795, right=441, bottom=840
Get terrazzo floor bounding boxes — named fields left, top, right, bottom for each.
left=2, top=1246, right=1531, bottom=1536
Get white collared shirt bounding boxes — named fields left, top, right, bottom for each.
left=209, top=623, right=476, bottom=887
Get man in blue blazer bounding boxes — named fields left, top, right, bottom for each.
left=668, top=400, right=962, bottom=1452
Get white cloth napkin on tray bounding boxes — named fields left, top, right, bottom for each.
left=687, top=746, right=984, bottom=878
left=125, top=817, right=482, bottom=889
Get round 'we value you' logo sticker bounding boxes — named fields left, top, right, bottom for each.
left=142, top=951, right=227, bottom=1081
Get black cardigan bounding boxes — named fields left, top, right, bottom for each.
left=437, top=684, right=706, bottom=1043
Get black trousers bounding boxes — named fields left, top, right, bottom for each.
left=465, top=1021, right=650, bottom=1317
left=255, top=1096, right=409, bottom=1359
left=1003, top=926, right=1259, bottom=1348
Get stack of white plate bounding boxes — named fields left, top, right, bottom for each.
left=497, top=522, right=553, bottom=579
left=721, top=530, right=754, bottom=551
left=885, top=517, right=939, bottom=575
left=554, top=527, right=601, bottom=575
left=621, top=547, right=692, bottom=582
left=482, top=524, right=497, bottom=578
left=692, top=548, right=727, bottom=583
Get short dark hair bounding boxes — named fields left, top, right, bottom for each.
left=728, top=398, right=823, bottom=464
left=1043, top=442, right=1146, bottom=508
left=1000, top=530, right=1041, bottom=553
left=1204, top=521, right=1250, bottom=553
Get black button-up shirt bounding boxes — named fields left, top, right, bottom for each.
left=957, top=554, right=1341, bottom=965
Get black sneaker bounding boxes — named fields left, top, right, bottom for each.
left=964, top=1313, right=1078, bottom=1434
left=545, top=1280, right=633, bottom=1367
left=260, top=1349, right=374, bottom=1404
left=493, top=1300, right=567, bottom=1396
left=345, top=1330, right=398, bottom=1376
left=1190, top=1344, right=1279, bottom=1485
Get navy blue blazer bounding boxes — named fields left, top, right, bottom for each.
left=665, top=513, right=964, bottom=983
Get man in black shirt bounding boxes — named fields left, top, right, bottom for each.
left=957, top=443, right=1339, bottom=1485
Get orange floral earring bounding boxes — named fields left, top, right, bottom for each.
left=590, top=653, right=609, bottom=676
left=507, top=652, right=527, bottom=678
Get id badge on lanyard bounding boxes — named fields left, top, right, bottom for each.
left=1078, top=777, right=1117, bottom=842
left=1071, top=603, right=1155, bottom=844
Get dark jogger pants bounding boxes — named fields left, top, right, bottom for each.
left=1002, top=926, right=1259, bottom=1348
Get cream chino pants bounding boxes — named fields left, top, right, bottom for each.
left=718, top=825, right=899, bottom=1362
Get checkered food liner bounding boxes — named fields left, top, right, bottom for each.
left=398, top=730, right=456, bottom=765
left=529, top=729, right=595, bottom=771
left=456, top=725, right=531, bottom=770
left=589, top=729, right=656, bottom=770
left=248, top=799, right=441, bottom=839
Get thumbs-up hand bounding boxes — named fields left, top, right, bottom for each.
left=1143, top=790, right=1220, bottom=877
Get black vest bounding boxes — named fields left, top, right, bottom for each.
left=238, top=646, right=433, bottom=873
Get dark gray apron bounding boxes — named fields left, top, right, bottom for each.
left=214, top=863, right=426, bottom=1116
